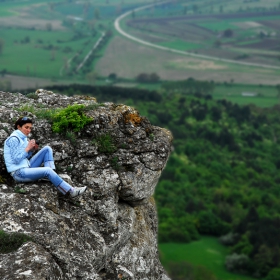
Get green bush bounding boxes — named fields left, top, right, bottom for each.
left=264, top=268, right=280, bottom=280
left=167, top=261, right=217, bottom=280
left=52, top=104, right=92, bottom=133
left=92, top=133, right=117, bottom=154
left=17, top=105, right=59, bottom=121
left=110, top=156, right=120, bottom=171
left=196, top=211, right=231, bottom=236
left=158, top=215, right=200, bottom=243
left=26, top=92, right=38, bottom=100
left=0, top=175, right=6, bottom=183
left=0, top=230, right=32, bottom=253
left=65, top=131, right=77, bottom=146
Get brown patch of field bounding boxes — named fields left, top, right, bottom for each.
left=0, top=17, right=65, bottom=31
left=127, top=18, right=214, bottom=42
left=260, top=19, right=280, bottom=29
left=129, top=10, right=280, bottom=23
left=0, top=75, right=72, bottom=91
left=0, top=3, right=65, bottom=31
left=125, top=11, right=280, bottom=69
left=241, top=38, right=279, bottom=50
left=95, top=36, right=280, bottom=85
left=199, top=48, right=239, bottom=60
left=168, top=59, right=227, bottom=70
left=124, top=28, right=167, bottom=43
left=233, top=21, right=263, bottom=29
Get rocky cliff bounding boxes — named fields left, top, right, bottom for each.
left=0, top=90, right=172, bottom=280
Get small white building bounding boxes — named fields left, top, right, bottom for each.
left=242, top=92, right=257, bottom=97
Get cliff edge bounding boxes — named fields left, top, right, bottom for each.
left=0, top=90, right=172, bottom=280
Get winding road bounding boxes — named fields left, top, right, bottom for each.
left=114, top=1, right=280, bottom=70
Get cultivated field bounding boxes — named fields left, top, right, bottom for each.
left=0, top=0, right=280, bottom=90
left=95, top=36, right=280, bottom=85
left=123, top=6, right=280, bottom=68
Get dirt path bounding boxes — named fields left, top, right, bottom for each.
left=114, top=2, right=280, bottom=71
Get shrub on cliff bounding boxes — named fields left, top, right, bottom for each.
left=0, top=230, right=32, bottom=254
left=52, top=104, right=92, bottom=133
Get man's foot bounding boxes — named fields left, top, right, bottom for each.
left=70, top=186, right=87, bottom=198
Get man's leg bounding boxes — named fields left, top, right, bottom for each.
left=29, top=146, right=55, bottom=169
left=13, top=167, right=72, bottom=195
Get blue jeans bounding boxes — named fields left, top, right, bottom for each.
left=12, top=146, right=72, bottom=195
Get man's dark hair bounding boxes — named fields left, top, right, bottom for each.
left=14, top=116, right=33, bottom=129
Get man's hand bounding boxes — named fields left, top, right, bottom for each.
left=25, top=139, right=36, bottom=152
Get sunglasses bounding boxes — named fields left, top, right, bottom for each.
left=22, top=117, right=29, bottom=121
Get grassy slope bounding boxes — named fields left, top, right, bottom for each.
left=212, top=84, right=279, bottom=107
left=159, top=236, right=255, bottom=280
left=0, top=26, right=102, bottom=78
left=0, top=0, right=60, bottom=16
left=1, top=0, right=280, bottom=85
left=136, top=82, right=279, bottom=107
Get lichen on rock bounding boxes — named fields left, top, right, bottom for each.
left=0, top=89, right=172, bottom=280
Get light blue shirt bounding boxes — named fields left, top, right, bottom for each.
left=3, top=130, right=33, bottom=173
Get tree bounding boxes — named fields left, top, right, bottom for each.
left=136, top=73, right=149, bottom=83
left=136, top=73, right=160, bottom=83
left=108, top=73, right=117, bottom=80
left=254, top=245, right=274, bottom=277
left=50, top=49, right=56, bottom=61
left=86, top=71, right=98, bottom=85
left=131, top=10, right=135, bottom=18
left=94, top=8, right=100, bottom=20
left=83, top=1, right=91, bottom=17
left=88, top=20, right=95, bottom=32
left=46, top=23, right=52, bottom=32
left=259, top=31, right=266, bottom=38
left=1, top=69, right=7, bottom=77
left=193, top=4, right=198, bottom=13
left=197, top=210, right=230, bottom=235
left=48, top=3, right=54, bottom=11
left=223, top=29, right=233, bottom=37
left=149, top=72, right=160, bottom=82
left=265, top=268, right=280, bottom=280
left=225, top=253, right=250, bottom=273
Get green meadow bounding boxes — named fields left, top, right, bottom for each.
left=212, top=84, right=279, bottom=107
left=0, top=0, right=60, bottom=16
left=159, top=40, right=203, bottom=51
left=159, top=237, right=255, bottom=280
left=136, top=82, right=280, bottom=107
left=0, top=27, right=99, bottom=78
left=1, top=0, right=280, bottom=87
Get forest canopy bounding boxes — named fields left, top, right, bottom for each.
left=41, top=81, right=280, bottom=279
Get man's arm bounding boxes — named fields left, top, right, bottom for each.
left=6, top=137, right=30, bottom=164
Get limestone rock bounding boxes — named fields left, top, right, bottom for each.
left=0, top=90, right=172, bottom=280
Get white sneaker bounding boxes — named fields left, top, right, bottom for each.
left=70, top=186, right=87, bottom=198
